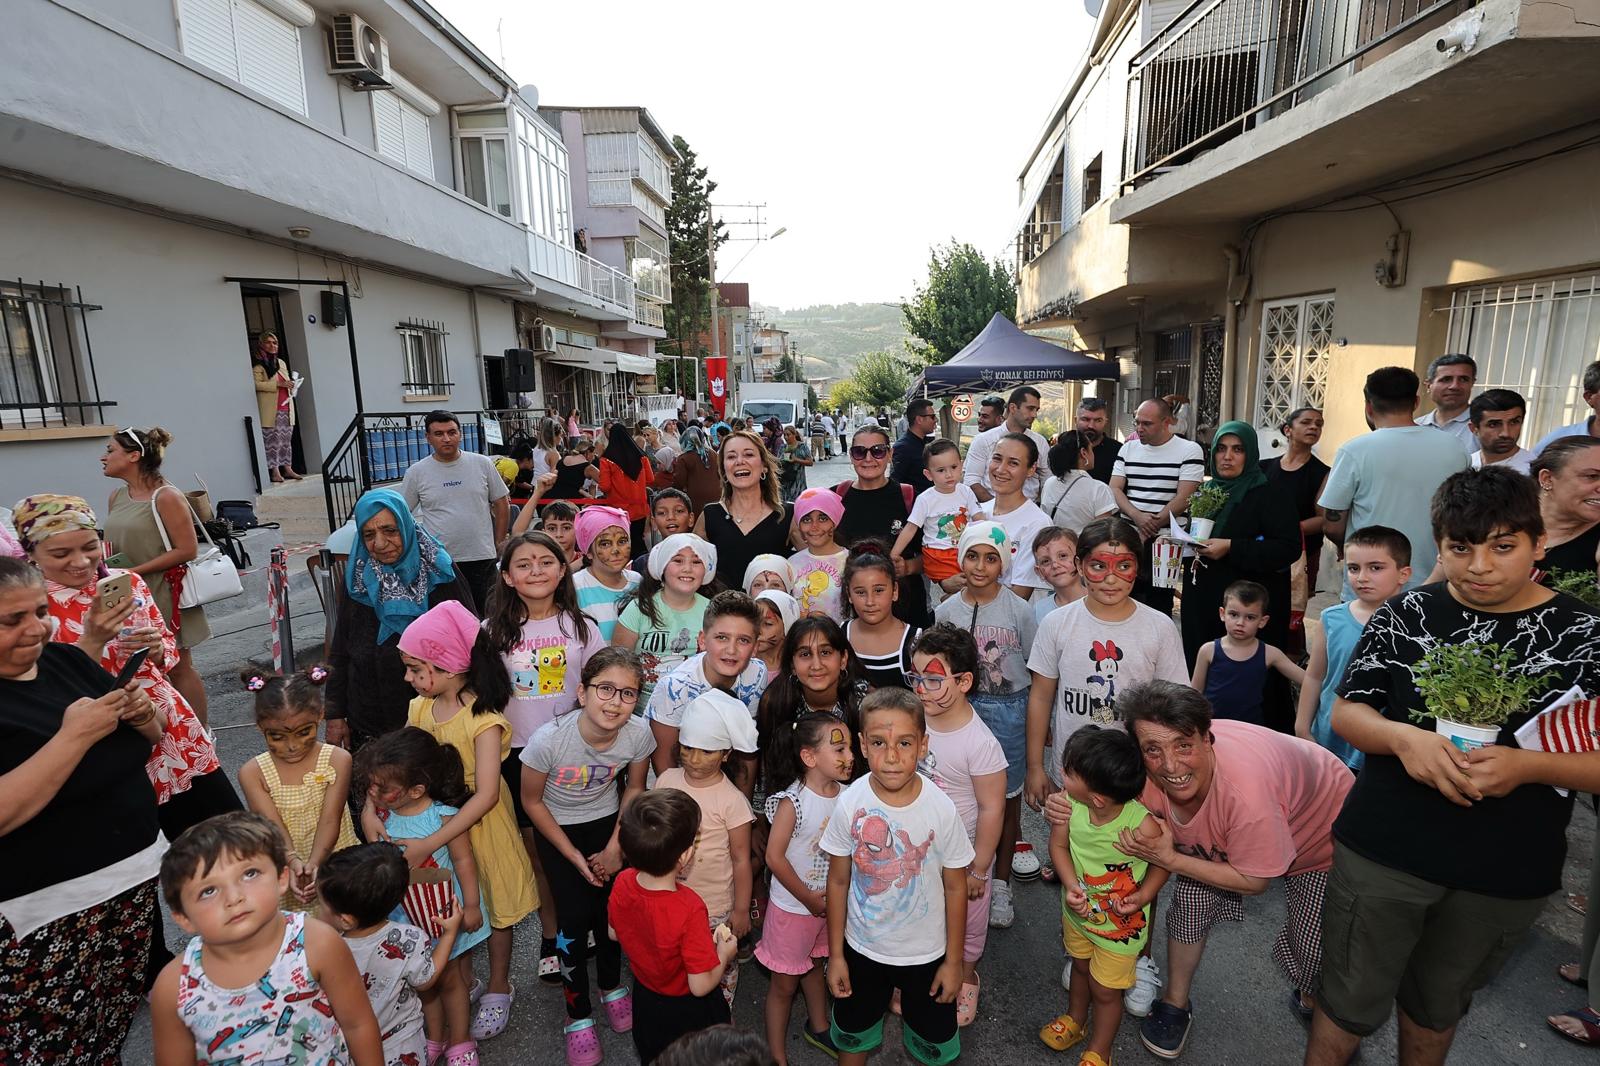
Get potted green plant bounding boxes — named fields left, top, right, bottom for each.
left=1186, top=481, right=1229, bottom=540
left=1547, top=568, right=1600, bottom=609
left=1408, top=641, right=1551, bottom=751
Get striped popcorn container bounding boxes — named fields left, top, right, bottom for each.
left=401, top=866, right=455, bottom=937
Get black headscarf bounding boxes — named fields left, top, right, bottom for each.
left=602, top=423, right=646, bottom=480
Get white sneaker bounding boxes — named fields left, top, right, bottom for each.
left=988, top=880, right=1014, bottom=928
left=1124, top=956, right=1161, bottom=1017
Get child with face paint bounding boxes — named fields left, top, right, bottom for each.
left=615, top=533, right=717, bottom=706
left=744, top=553, right=794, bottom=597
left=632, top=489, right=695, bottom=575
left=1032, top=526, right=1085, bottom=625
left=1022, top=517, right=1188, bottom=813
left=758, top=712, right=856, bottom=1063
left=933, top=522, right=1038, bottom=931
left=571, top=506, right=640, bottom=642
left=753, top=589, right=800, bottom=678
left=909, top=624, right=1009, bottom=1027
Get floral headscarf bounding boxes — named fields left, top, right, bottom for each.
left=680, top=425, right=711, bottom=463
left=344, top=489, right=456, bottom=643
left=12, top=494, right=99, bottom=552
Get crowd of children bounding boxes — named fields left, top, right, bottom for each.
left=140, top=439, right=1600, bottom=1066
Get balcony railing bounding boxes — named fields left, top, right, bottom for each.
left=578, top=251, right=635, bottom=315
left=1123, top=0, right=1469, bottom=187
left=587, top=176, right=668, bottom=229
left=634, top=295, right=666, bottom=329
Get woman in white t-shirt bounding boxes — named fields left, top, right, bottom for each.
left=1040, top=430, right=1118, bottom=535
left=978, top=433, right=1053, bottom=598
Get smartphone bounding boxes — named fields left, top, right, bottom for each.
left=104, top=552, right=131, bottom=569
left=114, top=647, right=151, bottom=688
left=94, top=573, right=133, bottom=613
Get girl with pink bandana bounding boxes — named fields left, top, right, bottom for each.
left=570, top=505, right=639, bottom=642
left=788, top=488, right=850, bottom=623
left=385, top=600, right=536, bottom=1049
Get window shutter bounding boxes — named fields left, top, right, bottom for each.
left=373, top=91, right=406, bottom=164
left=232, top=0, right=307, bottom=114
left=178, top=0, right=240, bottom=80
left=401, top=107, right=434, bottom=179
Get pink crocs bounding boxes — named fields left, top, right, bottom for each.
left=564, top=1018, right=603, bottom=1066
left=600, top=987, right=633, bottom=1033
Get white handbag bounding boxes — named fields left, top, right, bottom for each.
left=152, top=482, right=244, bottom=609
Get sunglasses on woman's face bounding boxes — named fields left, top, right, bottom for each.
left=850, top=444, right=890, bottom=461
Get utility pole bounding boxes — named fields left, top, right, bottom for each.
left=707, top=212, right=718, bottom=412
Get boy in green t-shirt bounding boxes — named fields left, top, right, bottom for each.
left=1040, top=726, right=1171, bottom=1065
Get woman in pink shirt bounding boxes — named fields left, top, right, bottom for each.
left=1045, top=679, right=1353, bottom=1058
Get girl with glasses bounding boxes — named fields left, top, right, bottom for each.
left=519, top=647, right=656, bottom=1062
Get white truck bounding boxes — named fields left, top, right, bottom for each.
left=736, top=382, right=809, bottom=429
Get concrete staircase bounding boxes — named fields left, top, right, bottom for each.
left=253, top=474, right=333, bottom=547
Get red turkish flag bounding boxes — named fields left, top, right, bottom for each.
left=706, top=357, right=728, bottom=417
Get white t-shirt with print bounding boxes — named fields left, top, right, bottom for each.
left=820, top=775, right=975, bottom=966
left=645, top=652, right=768, bottom=727
left=978, top=499, right=1053, bottom=591
left=907, top=484, right=981, bottom=551
left=1026, top=598, right=1188, bottom=785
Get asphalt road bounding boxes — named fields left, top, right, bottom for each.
left=122, top=452, right=1597, bottom=1064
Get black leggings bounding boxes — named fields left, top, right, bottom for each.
left=534, top=813, right=622, bottom=1020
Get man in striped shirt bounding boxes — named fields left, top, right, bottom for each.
left=1111, top=398, right=1205, bottom=615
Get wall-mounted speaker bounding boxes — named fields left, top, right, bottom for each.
left=504, top=348, right=537, bottom=393
left=320, top=290, right=347, bottom=327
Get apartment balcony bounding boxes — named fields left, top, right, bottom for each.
left=1017, top=201, right=1233, bottom=327
left=523, top=232, right=634, bottom=319
left=588, top=178, right=669, bottom=232
left=634, top=297, right=666, bottom=330
left=3, top=0, right=524, bottom=288
left=584, top=131, right=673, bottom=205
left=1113, top=0, right=1600, bottom=224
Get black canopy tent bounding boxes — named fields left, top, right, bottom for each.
left=905, top=313, right=1118, bottom=400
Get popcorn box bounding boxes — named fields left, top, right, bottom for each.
left=1150, top=537, right=1184, bottom=590
left=401, top=866, right=454, bottom=937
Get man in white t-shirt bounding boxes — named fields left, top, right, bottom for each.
left=821, top=413, right=837, bottom=458
left=401, top=410, right=508, bottom=611
left=1109, top=399, right=1204, bottom=616
left=963, top=386, right=1050, bottom=503
left=1413, top=353, right=1477, bottom=455
left=1467, top=388, right=1532, bottom=475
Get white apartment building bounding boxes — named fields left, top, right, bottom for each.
left=0, top=0, right=640, bottom=521
left=1015, top=0, right=1600, bottom=451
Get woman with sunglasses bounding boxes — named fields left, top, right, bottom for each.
left=693, top=429, right=794, bottom=590
left=100, top=425, right=212, bottom=727
left=833, top=424, right=929, bottom=627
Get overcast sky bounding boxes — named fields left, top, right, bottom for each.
left=432, top=1, right=1095, bottom=310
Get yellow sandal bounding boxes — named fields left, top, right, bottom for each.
left=1078, top=1052, right=1112, bottom=1066
left=1039, top=1014, right=1087, bottom=1052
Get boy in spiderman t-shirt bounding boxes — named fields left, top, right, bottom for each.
left=1021, top=517, right=1188, bottom=812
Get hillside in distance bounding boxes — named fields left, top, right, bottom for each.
left=761, top=302, right=911, bottom=381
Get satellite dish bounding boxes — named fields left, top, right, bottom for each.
left=519, top=84, right=540, bottom=109
left=1085, top=0, right=1104, bottom=14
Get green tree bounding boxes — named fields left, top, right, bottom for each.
left=834, top=351, right=911, bottom=412
left=660, top=136, right=727, bottom=392
left=773, top=350, right=802, bottom=383
left=901, top=241, right=1018, bottom=366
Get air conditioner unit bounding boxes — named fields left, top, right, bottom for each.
left=329, top=14, right=389, bottom=86
left=531, top=324, right=556, bottom=354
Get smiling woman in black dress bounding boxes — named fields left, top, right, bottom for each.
left=694, top=429, right=793, bottom=590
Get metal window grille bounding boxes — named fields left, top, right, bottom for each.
left=397, top=319, right=450, bottom=396
left=0, top=281, right=113, bottom=429
left=1254, top=294, right=1336, bottom=430
left=1153, top=326, right=1194, bottom=399
left=1444, top=273, right=1600, bottom=444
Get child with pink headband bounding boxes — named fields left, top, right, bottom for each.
left=571, top=505, right=639, bottom=641
left=788, top=488, right=849, bottom=623
left=387, top=599, right=536, bottom=1048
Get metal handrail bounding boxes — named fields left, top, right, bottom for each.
left=1123, top=0, right=1471, bottom=188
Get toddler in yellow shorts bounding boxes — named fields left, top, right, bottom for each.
left=1041, top=726, right=1171, bottom=1066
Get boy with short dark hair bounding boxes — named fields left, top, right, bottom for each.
left=610, top=789, right=739, bottom=1065
left=1295, top=526, right=1412, bottom=770
left=1306, top=467, right=1600, bottom=1066
left=634, top=489, right=695, bottom=574
left=540, top=501, right=582, bottom=567
left=1190, top=580, right=1305, bottom=726
left=319, top=843, right=462, bottom=1066
left=646, top=590, right=769, bottom=784
left=1040, top=727, right=1170, bottom=1065
left=822, top=688, right=975, bottom=1066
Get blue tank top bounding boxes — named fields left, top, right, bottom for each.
left=1203, top=639, right=1268, bottom=725
left=1313, top=603, right=1365, bottom=771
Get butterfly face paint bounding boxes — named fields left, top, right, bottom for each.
left=1081, top=547, right=1139, bottom=609
left=909, top=653, right=963, bottom=717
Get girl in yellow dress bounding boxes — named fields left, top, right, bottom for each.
left=379, top=599, right=537, bottom=1043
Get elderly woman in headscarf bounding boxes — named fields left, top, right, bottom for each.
left=597, top=420, right=654, bottom=557
left=14, top=494, right=240, bottom=845
left=1181, top=421, right=1303, bottom=694
left=672, top=424, right=723, bottom=516
left=325, top=488, right=474, bottom=751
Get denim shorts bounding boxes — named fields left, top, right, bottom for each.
left=970, top=689, right=1028, bottom=799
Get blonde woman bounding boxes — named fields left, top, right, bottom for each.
left=693, top=429, right=794, bottom=589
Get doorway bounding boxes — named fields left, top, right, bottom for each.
left=241, top=286, right=307, bottom=480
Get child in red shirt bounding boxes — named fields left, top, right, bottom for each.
left=609, top=789, right=738, bottom=1065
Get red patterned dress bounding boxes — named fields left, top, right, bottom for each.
left=46, top=570, right=221, bottom=801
